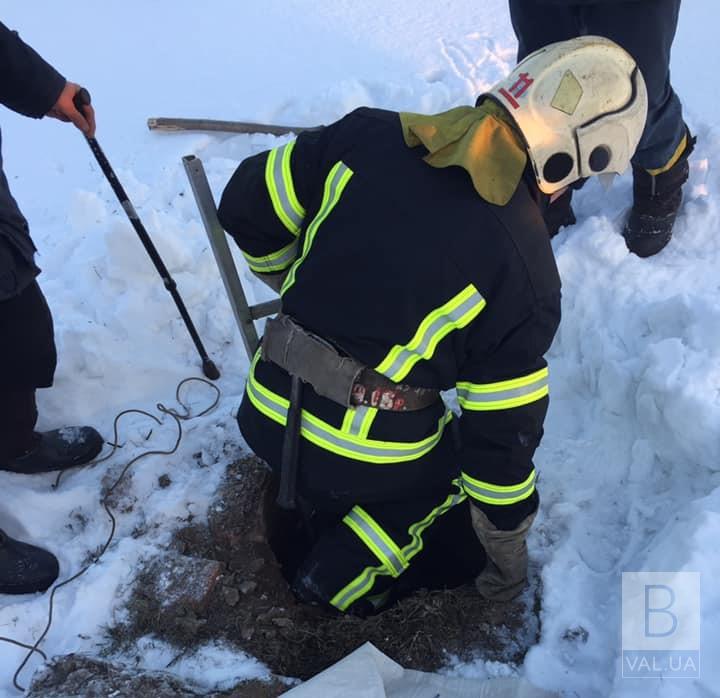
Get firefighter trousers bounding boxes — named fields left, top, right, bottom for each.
left=288, top=479, right=487, bottom=615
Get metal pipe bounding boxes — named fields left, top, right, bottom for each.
left=74, top=90, right=219, bottom=379
left=182, top=154, right=263, bottom=358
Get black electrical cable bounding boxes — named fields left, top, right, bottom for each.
left=0, top=639, right=47, bottom=662
left=0, top=377, right=220, bottom=692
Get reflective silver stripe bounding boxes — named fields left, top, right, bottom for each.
left=344, top=509, right=406, bottom=577
left=457, top=373, right=548, bottom=408
left=246, top=371, right=450, bottom=463
left=305, top=415, right=444, bottom=459
left=243, top=239, right=299, bottom=273
left=377, top=287, right=485, bottom=381
left=461, top=471, right=536, bottom=504
left=347, top=406, right=369, bottom=436
left=267, top=142, right=305, bottom=233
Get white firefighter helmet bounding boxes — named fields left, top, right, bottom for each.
left=486, top=36, right=648, bottom=194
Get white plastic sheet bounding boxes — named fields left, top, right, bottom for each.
left=282, top=642, right=557, bottom=698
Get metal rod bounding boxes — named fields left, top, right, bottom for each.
left=74, top=91, right=219, bottom=379
left=250, top=299, right=282, bottom=320
left=149, top=117, right=321, bottom=137
left=182, top=154, right=263, bottom=358
left=276, top=375, right=304, bottom=510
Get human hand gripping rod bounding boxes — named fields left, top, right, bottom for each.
left=73, top=88, right=220, bottom=379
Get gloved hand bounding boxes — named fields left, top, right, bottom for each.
left=470, top=504, right=536, bottom=602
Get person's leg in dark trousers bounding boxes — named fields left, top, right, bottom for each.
left=508, top=0, right=581, bottom=61
left=0, top=150, right=102, bottom=593
left=0, top=276, right=106, bottom=593
left=582, top=0, right=685, bottom=170
left=510, top=0, right=685, bottom=169
left=0, top=280, right=56, bottom=463
left=509, top=0, right=691, bottom=253
left=0, top=277, right=103, bottom=473
left=0, top=390, right=39, bottom=462
left=583, top=0, right=692, bottom=255
left=0, top=278, right=61, bottom=594
left=291, top=481, right=486, bottom=615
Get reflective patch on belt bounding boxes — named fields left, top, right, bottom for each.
left=341, top=405, right=377, bottom=438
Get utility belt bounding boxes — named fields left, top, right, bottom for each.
left=262, top=314, right=439, bottom=412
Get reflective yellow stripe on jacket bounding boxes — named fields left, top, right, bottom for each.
left=461, top=469, right=536, bottom=506
left=457, top=367, right=549, bottom=411
left=246, top=352, right=452, bottom=464
left=456, top=367, right=546, bottom=506
left=265, top=141, right=306, bottom=234
left=281, top=161, right=354, bottom=295
left=376, top=284, right=486, bottom=382
left=242, top=141, right=306, bottom=274
left=331, top=481, right=467, bottom=611
left=242, top=239, right=299, bottom=274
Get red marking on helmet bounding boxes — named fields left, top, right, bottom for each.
left=499, top=88, right=520, bottom=109
left=501, top=72, right=534, bottom=109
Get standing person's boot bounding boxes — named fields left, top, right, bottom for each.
left=0, top=389, right=103, bottom=474
left=0, top=529, right=59, bottom=594
left=623, top=130, right=696, bottom=257
left=0, top=426, right=103, bottom=474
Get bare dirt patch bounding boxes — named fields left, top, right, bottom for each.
left=107, top=456, right=540, bottom=683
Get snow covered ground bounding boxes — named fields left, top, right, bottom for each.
left=1, top=1, right=719, bottom=696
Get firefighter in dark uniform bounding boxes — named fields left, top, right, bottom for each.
left=509, top=0, right=695, bottom=257
left=0, top=21, right=102, bottom=595
left=218, top=37, right=648, bottom=614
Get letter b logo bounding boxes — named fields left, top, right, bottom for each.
left=645, top=584, right=678, bottom=638
left=622, top=572, right=700, bottom=678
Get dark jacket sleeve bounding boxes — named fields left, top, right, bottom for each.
left=0, top=21, right=65, bottom=118
left=456, top=291, right=560, bottom=530
left=217, top=126, right=330, bottom=279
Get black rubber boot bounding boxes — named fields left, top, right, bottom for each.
left=0, top=426, right=103, bottom=474
left=623, top=131, right=696, bottom=258
left=0, top=530, right=59, bottom=594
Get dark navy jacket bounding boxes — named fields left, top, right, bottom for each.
left=0, top=21, right=65, bottom=299
left=219, top=107, right=561, bottom=529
